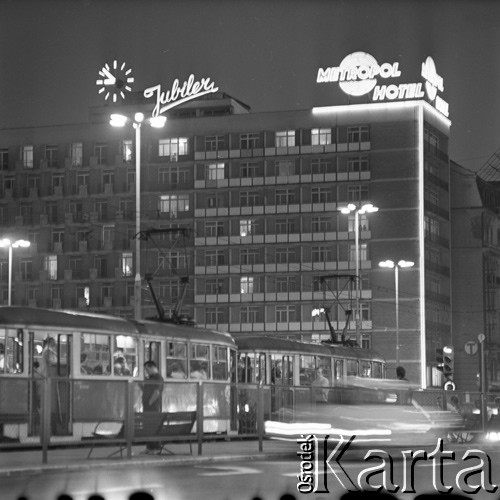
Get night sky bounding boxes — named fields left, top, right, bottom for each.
left=1, top=0, right=499, bottom=171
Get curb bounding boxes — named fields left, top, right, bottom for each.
left=0, top=451, right=295, bottom=477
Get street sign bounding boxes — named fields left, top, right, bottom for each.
left=465, top=340, right=478, bottom=356
left=478, top=333, right=486, bottom=343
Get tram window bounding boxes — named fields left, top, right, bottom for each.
left=282, top=356, right=293, bottom=385
left=271, top=355, right=282, bottom=384
left=238, top=353, right=254, bottom=383
left=145, top=341, right=161, bottom=368
left=373, top=362, right=383, bottom=378
left=166, top=341, right=187, bottom=379
left=334, top=359, right=344, bottom=380
left=360, top=361, right=371, bottom=377
left=299, top=355, right=315, bottom=385
left=81, top=334, right=111, bottom=375
left=317, top=356, right=332, bottom=383
left=0, top=328, right=23, bottom=374
left=256, top=353, right=266, bottom=384
left=230, top=349, right=237, bottom=383
left=113, top=335, right=138, bottom=377
left=190, top=343, right=209, bottom=379
left=57, top=334, right=71, bottom=376
left=346, top=359, right=358, bottom=376
left=213, top=346, right=228, bottom=380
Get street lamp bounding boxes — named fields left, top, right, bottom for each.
left=339, top=203, right=379, bottom=347
left=0, top=238, right=31, bottom=306
left=110, top=112, right=166, bottom=319
left=378, top=259, right=415, bottom=365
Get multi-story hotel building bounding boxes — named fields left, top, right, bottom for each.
left=0, top=90, right=452, bottom=387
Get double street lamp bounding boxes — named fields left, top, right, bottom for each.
left=0, top=238, right=31, bottom=306
left=379, top=259, right=415, bottom=365
left=339, top=203, right=379, bottom=347
left=110, top=112, right=166, bottom=319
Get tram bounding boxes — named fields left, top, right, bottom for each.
left=235, top=335, right=462, bottom=445
left=0, top=307, right=236, bottom=443
left=0, top=306, right=416, bottom=446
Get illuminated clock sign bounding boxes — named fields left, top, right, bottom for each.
left=144, top=74, right=219, bottom=117
left=317, top=52, right=449, bottom=117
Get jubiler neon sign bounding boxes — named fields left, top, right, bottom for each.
left=144, top=74, right=219, bottom=117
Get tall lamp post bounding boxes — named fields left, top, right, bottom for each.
left=339, top=203, right=378, bottom=347
left=0, top=238, right=31, bottom=306
left=378, top=259, right=414, bottom=365
left=110, top=113, right=166, bottom=319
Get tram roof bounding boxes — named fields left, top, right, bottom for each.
left=0, top=306, right=138, bottom=334
left=135, top=318, right=236, bottom=346
left=234, top=335, right=385, bottom=362
left=0, top=307, right=235, bottom=346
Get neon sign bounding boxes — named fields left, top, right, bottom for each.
left=316, top=52, right=449, bottom=117
left=421, top=56, right=448, bottom=117
left=144, top=74, right=219, bottom=117
left=317, top=52, right=401, bottom=96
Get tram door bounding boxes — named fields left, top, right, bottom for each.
left=270, top=354, right=294, bottom=418
left=28, top=332, right=72, bottom=436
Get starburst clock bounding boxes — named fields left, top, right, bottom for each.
left=96, top=60, right=134, bottom=102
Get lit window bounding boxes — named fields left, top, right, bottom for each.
left=122, top=140, right=133, bottom=163
left=275, top=130, right=295, bottom=147
left=158, top=194, right=190, bottom=217
left=240, top=276, right=254, bottom=294
left=44, top=255, right=58, bottom=281
left=21, top=145, right=34, bottom=168
left=207, top=163, right=225, bottom=180
left=70, top=143, right=83, bottom=167
left=159, top=138, right=189, bottom=159
left=120, top=252, right=133, bottom=277
left=311, top=128, right=331, bottom=146
left=240, top=219, right=256, bottom=237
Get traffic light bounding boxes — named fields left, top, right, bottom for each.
left=436, top=345, right=454, bottom=378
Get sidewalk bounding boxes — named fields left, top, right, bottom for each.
left=0, top=437, right=493, bottom=477
left=0, top=439, right=297, bottom=476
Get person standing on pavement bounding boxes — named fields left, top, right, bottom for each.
left=141, top=361, right=164, bottom=454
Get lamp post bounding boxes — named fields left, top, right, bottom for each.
left=0, top=238, right=31, bottom=306
left=110, top=112, right=166, bottom=319
left=339, top=203, right=378, bottom=347
left=378, top=259, right=414, bottom=365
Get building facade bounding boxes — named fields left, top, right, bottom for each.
left=451, top=156, right=500, bottom=392
left=0, top=95, right=452, bottom=387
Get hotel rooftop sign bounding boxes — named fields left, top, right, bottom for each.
left=317, top=52, right=449, bottom=117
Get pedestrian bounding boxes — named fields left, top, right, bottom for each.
left=40, top=337, right=58, bottom=377
left=312, top=368, right=330, bottom=403
left=396, top=366, right=408, bottom=381
left=141, top=360, right=164, bottom=454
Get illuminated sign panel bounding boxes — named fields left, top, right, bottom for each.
left=144, top=74, right=219, bottom=117
left=317, top=52, right=449, bottom=117
left=317, top=52, right=401, bottom=96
